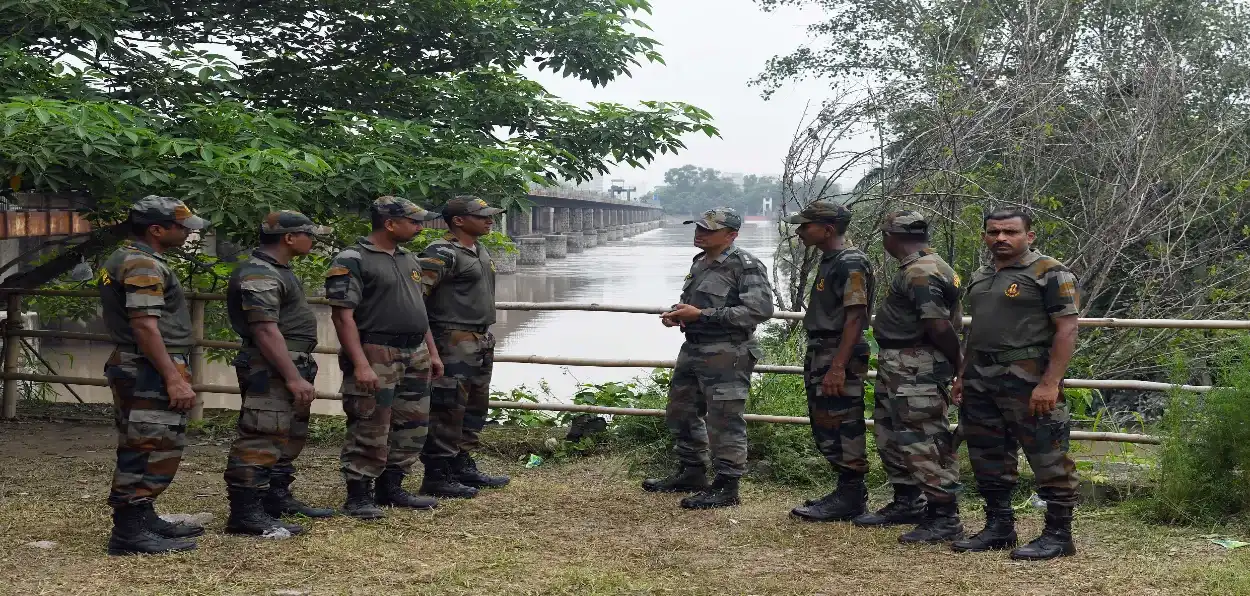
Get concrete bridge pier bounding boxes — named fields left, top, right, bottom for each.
left=510, top=208, right=533, bottom=237
left=566, top=230, right=584, bottom=253
left=534, top=206, right=555, bottom=235
left=519, top=237, right=546, bottom=265
left=545, top=234, right=567, bottom=259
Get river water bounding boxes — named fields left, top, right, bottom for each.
left=38, top=222, right=782, bottom=414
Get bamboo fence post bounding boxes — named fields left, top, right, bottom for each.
left=188, top=298, right=207, bottom=422
left=2, top=294, right=21, bottom=419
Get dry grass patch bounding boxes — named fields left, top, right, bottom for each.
left=1, top=420, right=1246, bottom=596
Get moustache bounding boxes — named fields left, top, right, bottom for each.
left=992, top=242, right=1011, bottom=249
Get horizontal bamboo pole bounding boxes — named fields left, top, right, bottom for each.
left=9, top=288, right=1250, bottom=330
left=0, top=371, right=1162, bottom=444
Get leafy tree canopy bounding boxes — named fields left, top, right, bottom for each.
left=652, top=164, right=782, bottom=216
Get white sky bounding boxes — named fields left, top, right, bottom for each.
left=526, top=0, right=840, bottom=192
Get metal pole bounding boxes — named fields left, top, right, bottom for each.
left=2, top=294, right=21, bottom=419
left=188, top=298, right=206, bottom=421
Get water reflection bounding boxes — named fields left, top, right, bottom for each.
left=40, top=222, right=781, bottom=413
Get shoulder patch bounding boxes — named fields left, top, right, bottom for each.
left=337, top=249, right=362, bottom=260
left=239, top=276, right=281, bottom=292
left=325, top=265, right=350, bottom=278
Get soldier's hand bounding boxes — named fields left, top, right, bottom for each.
left=951, top=377, right=964, bottom=405
left=354, top=365, right=381, bottom=394
left=431, top=355, right=445, bottom=379
left=660, top=315, right=679, bottom=327
left=287, top=378, right=317, bottom=407
left=166, top=376, right=196, bottom=411
left=665, top=304, right=703, bottom=323
left=1030, top=383, right=1060, bottom=416
left=821, top=366, right=846, bottom=397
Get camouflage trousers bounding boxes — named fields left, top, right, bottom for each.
left=666, top=340, right=758, bottom=477
left=339, top=343, right=433, bottom=480
left=873, top=346, right=961, bottom=503
left=961, top=350, right=1079, bottom=507
left=421, top=328, right=494, bottom=463
left=223, top=350, right=318, bottom=490
left=804, top=337, right=870, bottom=476
left=105, top=350, right=191, bottom=507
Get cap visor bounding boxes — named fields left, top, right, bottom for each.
left=784, top=214, right=812, bottom=225
left=476, top=207, right=505, bottom=216
left=684, top=220, right=722, bottom=230
left=312, top=225, right=334, bottom=236
left=181, top=215, right=209, bottom=230
left=406, top=211, right=441, bottom=222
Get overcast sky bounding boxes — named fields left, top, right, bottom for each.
left=526, top=0, right=836, bottom=192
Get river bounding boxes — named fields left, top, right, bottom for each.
left=36, top=221, right=782, bottom=414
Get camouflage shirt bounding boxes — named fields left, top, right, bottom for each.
left=227, top=248, right=318, bottom=343
left=325, top=237, right=429, bottom=335
left=419, top=234, right=496, bottom=328
left=965, top=249, right=1080, bottom=352
left=872, top=248, right=962, bottom=343
left=100, top=240, right=194, bottom=348
left=678, top=244, right=774, bottom=338
left=804, top=247, right=874, bottom=339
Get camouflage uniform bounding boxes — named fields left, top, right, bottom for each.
left=100, top=196, right=206, bottom=508
left=962, top=249, right=1080, bottom=507
left=666, top=209, right=774, bottom=479
left=223, top=212, right=332, bottom=492
left=417, top=197, right=504, bottom=466
left=871, top=213, right=964, bottom=505
left=325, top=197, right=441, bottom=482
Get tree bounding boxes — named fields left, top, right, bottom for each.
left=652, top=165, right=779, bottom=216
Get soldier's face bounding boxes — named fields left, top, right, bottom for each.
left=153, top=222, right=191, bottom=249
left=693, top=226, right=734, bottom=250
left=795, top=222, right=832, bottom=246
left=456, top=214, right=493, bottom=237
left=287, top=232, right=315, bottom=256
left=983, top=217, right=1034, bottom=258
left=387, top=217, right=422, bottom=242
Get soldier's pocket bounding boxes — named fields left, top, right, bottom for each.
left=1035, top=404, right=1071, bottom=452
left=342, top=395, right=378, bottom=419
left=240, top=395, right=293, bottom=436
left=125, top=408, right=186, bottom=449
left=897, top=385, right=946, bottom=424
left=737, top=345, right=763, bottom=374
left=696, top=277, right=732, bottom=306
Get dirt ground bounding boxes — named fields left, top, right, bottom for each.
left=1, top=419, right=1247, bottom=596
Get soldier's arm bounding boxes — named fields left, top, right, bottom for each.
left=418, top=244, right=457, bottom=298
left=239, top=271, right=314, bottom=404
left=325, top=250, right=375, bottom=388
left=701, top=260, right=775, bottom=328
left=909, top=269, right=963, bottom=371
left=1040, top=265, right=1081, bottom=388
left=122, top=258, right=194, bottom=409
left=831, top=258, right=871, bottom=371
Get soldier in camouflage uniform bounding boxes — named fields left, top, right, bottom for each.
left=642, top=207, right=774, bottom=510
left=326, top=196, right=443, bottom=519
left=223, top=211, right=335, bottom=536
left=786, top=201, right=876, bottom=523
left=417, top=196, right=510, bottom=498
left=862, top=211, right=966, bottom=544
left=951, top=207, right=1081, bottom=561
left=100, top=196, right=207, bottom=555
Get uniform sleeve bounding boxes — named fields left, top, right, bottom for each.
left=119, top=255, right=166, bottom=318
left=324, top=249, right=364, bottom=309
left=906, top=267, right=952, bottom=321
left=237, top=267, right=283, bottom=323
left=839, top=253, right=872, bottom=308
left=701, top=257, right=775, bottom=329
left=418, top=244, right=458, bottom=298
left=1041, top=263, right=1080, bottom=319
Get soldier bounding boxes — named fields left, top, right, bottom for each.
left=642, top=207, right=774, bottom=510
left=100, top=195, right=208, bottom=555
left=951, top=207, right=1080, bottom=560
left=786, top=200, right=875, bottom=522
left=417, top=196, right=510, bottom=498
left=223, top=211, right=335, bottom=537
left=864, top=211, right=965, bottom=544
left=326, top=196, right=443, bottom=519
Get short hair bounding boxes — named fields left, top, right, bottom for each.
left=443, top=214, right=458, bottom=229
left=831, top=220, right=849, bottom=235
left=259, top=232, right=284, bottom=246
left=984, top=208, right=1032, bottom=231
left=129, top=220, right=172, bottom=238
left=889, top=230, right=929, bottom=242
left=371, top=213, right=388, bottom=230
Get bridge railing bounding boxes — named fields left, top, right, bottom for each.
left=3, top=288, right=1241, bottom=445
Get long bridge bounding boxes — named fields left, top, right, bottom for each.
left=499, top=186, right=666, bottom=265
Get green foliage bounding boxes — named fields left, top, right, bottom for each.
left=653, top=165, right=781, bottom=217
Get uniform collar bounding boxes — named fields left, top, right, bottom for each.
left=899, top=247, right=935, bottom=268
left=357, top=236, right=408, bottom=255
left=699, top=244, right=737, bottom=264
left=250, top=248, right=290, bottom=269
left=443, top=232, right=479, bottom=255
left=125, top=239, right=167, bottom=262
left=998, top=249, right=1041, bottom=269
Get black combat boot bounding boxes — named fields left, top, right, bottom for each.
left=107, top=504, right=197, bottom=556
left=341, top=478, right=385, bottom=520
left=1010, top=503, right=1076, bottom=560
left=227, top=489, right=306, bottom=536
left=642, top=464, right=710, bottom=493
left=453, top=452, right=511, bottom=489
left=951, top=491, right=1018, bottom=553
left=418, top=460, right=479, bottom=499
left=851, top=484, right=926, bottom=527
left=264, top=474, right=334, bottom=518
left=375, top=468, right=438, bottom=509
left=680, top=475, right=740, bottom=509
left=791, top=473, right=867, bottom=522
left=140, top=502, right=204, bottom=538
left=899, top=500, right=965, bottom=544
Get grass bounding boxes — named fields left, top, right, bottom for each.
left=2, top=420, right=1248, bottom=596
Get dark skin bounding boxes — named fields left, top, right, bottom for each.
left=330, top=216, right=443, bottom=394
left=951, top=216, right=1079, bottom=415
left=130, top=221, right=195, bottom=411
left=661, top=226, right=738, bottom=326
left=795, top=220, right=866, bottom=397
left=881, top=232, right=962, bottom=374
left=251, top=232, right=318, bottom=407
left=448, top=213, right=494, bottom=245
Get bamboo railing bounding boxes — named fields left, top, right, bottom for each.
left=2, top=287, right=1242, bottom=445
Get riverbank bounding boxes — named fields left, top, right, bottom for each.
left=1, top=418, right=1247, bottom=596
